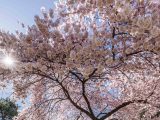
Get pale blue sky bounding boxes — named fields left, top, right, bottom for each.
left=0, top=0, right=56, bottom=32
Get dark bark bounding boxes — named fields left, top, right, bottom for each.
left=99, top=100, right=148, bottom=120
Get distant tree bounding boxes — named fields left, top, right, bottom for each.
left=0, top=98, right=18, bottom=120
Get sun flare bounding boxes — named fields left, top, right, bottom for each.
left=2, top=55, right=15, bottom=67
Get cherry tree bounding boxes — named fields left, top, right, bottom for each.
left=0, top=0, right=160, bottom=120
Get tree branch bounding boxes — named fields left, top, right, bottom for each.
left=99, top=100, right=149, bottom=120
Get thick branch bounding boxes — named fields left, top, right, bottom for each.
left=69, top=70, right=82, bottom=82
left=82, top=82, right=95, bottom=118
left=58, top=82, right=96, bottom=120
left=99, top=100, right=149, bottom=120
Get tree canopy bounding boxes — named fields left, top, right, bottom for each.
left=0, top=98, right=18, bottom=120
left=0, top=0, right=160, bottom=120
